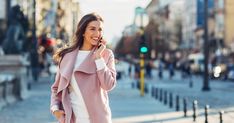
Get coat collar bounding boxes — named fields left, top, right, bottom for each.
left=59, top=47, right=97, bottom=81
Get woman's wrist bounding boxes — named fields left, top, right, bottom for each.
left=95, top=55, right=101, bottom=59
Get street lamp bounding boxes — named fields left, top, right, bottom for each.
left=135, top=6, right=148, bottom=96
left=32, top=0, right=37, bottom=50
left=202, top=0, right=210, bottom=91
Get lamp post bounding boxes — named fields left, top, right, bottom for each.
left=202, top=0, right=210, bottom=91
left=135, top=7, right=148, bottom=96
left=29, top=0, right=39, bottom=84
left=32, top=0, right=37, bottom=50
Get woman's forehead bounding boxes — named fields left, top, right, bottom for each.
left=87, top=21, right=103, bottom=28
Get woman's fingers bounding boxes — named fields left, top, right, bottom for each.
left=53, top=110, right=65, bottom=120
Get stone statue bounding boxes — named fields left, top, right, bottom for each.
left=2, top=5, right=28, bottom=54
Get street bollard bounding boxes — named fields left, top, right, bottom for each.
left=137, top=80, right=140, bottom=90
left=205, top=105, right=209, bottom=123
left=159, top=89, right=163, bottom=102
left=219, top=111, right=224, bottom=123
left=193, top=100, right=198, bottom=122
left=169, top=92, right=173, bottom=108
left=176, top=95, right=180, bottom=111
left=151, top=86, right=155, bottom=97
left=144, top=83, right=148, bottom=94
left=164, top=90, right=167, bottom=105
left=155, top=88, right=158, bottom=99
left=189, top=76, right=193, bottom=88
left=183, top=98, right=187, bottom=117
left=131, top=82, right=135, bottom=89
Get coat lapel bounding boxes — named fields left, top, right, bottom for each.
left=59, top=48, right=78, bottom=81
left=57, top=47, right=97, bottom=94
left=74, top=48, right=96, bottom=74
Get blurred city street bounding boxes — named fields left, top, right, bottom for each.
left=0, top=70, right=234, bottom=123
left=1, top=0, right=234, bottom=123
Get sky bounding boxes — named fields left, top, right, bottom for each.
left=78, top=0, right=151, bottom=45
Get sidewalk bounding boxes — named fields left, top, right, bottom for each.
left=144, top=69, right=234, bottom=122
left=110, top=77, right=173, bottom=123
left=110, top=73, right=234, bottom=123
left=0, top=76, right=56, bottom=123
left=1, top=72, right=233, bottom=123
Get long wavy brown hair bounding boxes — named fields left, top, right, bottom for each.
left=53, top=13, right=103, bottom=65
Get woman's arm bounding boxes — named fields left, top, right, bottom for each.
left=95, top=50, right=117, bottom=91
left=50, top=66, right=62, bottom=112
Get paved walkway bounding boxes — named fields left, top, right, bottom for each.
left=142, top=69, right=234, bottom=122
left=0, top=71, right=234, bottom=123
left=0, top=76, right=56, bottom=123
left=110, top=78, right=173, bottom=122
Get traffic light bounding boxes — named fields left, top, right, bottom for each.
left=139, top=40, right=148, bottom=53
left=140, top=43, right=148, bottom=53
left=139, top=33, right=148, bottom=53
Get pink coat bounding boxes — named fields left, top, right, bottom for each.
left=50, top=48, right=117, bottom=123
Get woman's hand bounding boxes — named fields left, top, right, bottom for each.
left=53, top=110, right=65, bottom=121
left=95, top=38, right=107, bottom=59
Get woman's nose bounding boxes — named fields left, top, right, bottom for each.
left=94, top=31, right=101, bottom=37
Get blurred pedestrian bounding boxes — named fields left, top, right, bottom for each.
left=158, top=59, right=164, bottom=79
left=145, top=62, right=152, bottom=79
left=50, top=13, right=117, bottom=123
left=134, top=62, right=140, bottom=79
left=128, top=63, right=132, bottom=78
left=168, top=61, right=175, bottom=79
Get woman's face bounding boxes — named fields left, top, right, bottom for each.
left=83, top=20, right=103, bottom=47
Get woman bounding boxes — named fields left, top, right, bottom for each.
left=50, top=13, right=117, bottom=123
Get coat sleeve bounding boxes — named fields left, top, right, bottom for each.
left=50, top=66, right=62, bottom=112
left=96, top=50, right=117, bottom=91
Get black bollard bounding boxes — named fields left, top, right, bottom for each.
left=219, top=111, right=224, bottom=123
left=131, top=81, right=135, bottom=89
left=205, top=105, right=209, bottom=123
left=137, top=80, right=140, bottom=90
left=151, top=86, right=155, bottom=97
left=169, top=92, right=173, bottom=108
left=176, top=95, right=180, bottom=111
left=193, top=100, right=198, bottom=122
left=183, top=98, right=187, bottom=117
left=144, top=83, right=148, bottom=94
left=164, top=91, right=167, bottom=105
left=189, top=76, right=193, bottom=88
left=155, top=88, right=158, bottom=99
left=159, top=89, right=163, bottom=102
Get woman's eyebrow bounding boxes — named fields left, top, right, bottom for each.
left=88, top=26, right=103, bottom=30
left=88, top=26, right=96, bottom=28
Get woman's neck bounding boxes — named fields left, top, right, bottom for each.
left=80, top=44, right=93, bottom=51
